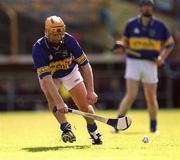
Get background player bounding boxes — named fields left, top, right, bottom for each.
left=32, top=15, right=102, bottom=144
left=113, top=0, right=174, bottom=132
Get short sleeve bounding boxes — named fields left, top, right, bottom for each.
left=162, top=24, right=172, bottom=47
left=163, top=24, right=170, bottom=40
left=69, top=37, right=89, bottom=66
left=123, top=22, right=130, bottom=38
left=32, top=44, right=51, bottom=79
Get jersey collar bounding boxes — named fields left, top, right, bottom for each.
left=44, top=36, right=65, bottom=50
left=137, top=14, right=155, bottom=27
left=44, top=37, right=50, bottom=49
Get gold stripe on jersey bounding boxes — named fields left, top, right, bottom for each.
left=49, top=56, right=72, bottom=74
left=129, top=37, right=161, bottom=51
left=164, top=36, right=173, bottom=47
left=75, top=53, right=87, bottom=65
left=37, top=66, right=50, bottom=76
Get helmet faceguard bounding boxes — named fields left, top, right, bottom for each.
left=45, top=16, right=65, bottom=47
left=139, top=0, right=154, bottom=17
left=139, top=0, right=154, bottom=6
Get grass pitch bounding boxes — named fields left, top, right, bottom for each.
left=0, top=109, right=180, bottom=160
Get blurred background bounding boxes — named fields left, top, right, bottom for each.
left=0, top=0, right=180, bottom=111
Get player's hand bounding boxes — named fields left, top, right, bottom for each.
left=112, top=41, right=126, bottom=54
left=155, top=56, right=165, bottom=66
left=56, top=103, right=68, bottom=113
left=87, top=91, right=98, bottom=105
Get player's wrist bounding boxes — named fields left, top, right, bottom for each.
left=56, top=103, right=66, bottom=107
left=56, top=103, right=68, bottom=113
left=158, top=55, right=165, bottom=63
left=86, top=85, right=94, bottom=91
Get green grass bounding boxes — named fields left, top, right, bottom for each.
left=0, top=109, right=180, bottom=160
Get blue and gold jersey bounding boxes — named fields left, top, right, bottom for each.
left=32, top=33, right=88, bottom=79
left=124, top=15, right=172, bottom=60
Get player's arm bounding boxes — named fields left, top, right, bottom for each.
left=113, top=36, right=128, bottom=49
left=156, top=23, right=175, bottom=66
left=80, top=63, right=94, bottom=93
left=113, top=21, right=130, bottom=54
left=113, top=36, right=129, bottom=55
left=32, top=45, right=67, bottom=113
left=69, top=36, right=97, bottom=104
left=157, top=24, right=175, bottom=65
left=40, top=75, right=68, bottom=113
left=157, top=36, right=175, bottom=66
left=80, top=62, right=98, bottom=105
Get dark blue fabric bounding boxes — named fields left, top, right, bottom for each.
left=87, top=123, right=97, bottom=132
left=32, top=33, right=88, bottom=78
left=123, top=15, right=171, bottom=60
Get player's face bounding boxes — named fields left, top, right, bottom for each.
left=139, top=3, right=153, bottom=17
left=46, top=28, right=65, bottom=47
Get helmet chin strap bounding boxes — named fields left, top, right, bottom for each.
left=45, top=33, right=64, bottom=48
left=48, top=40, right=61, bottom=48
left=50, top=42, right=60, bottom=48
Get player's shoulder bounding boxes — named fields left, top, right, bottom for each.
left=151, top=16, right=167, bottom=28
left=64, top=32, right=79, bottom=47
left=64, top=32, right=76, bottom=42
left=33, top=37, right=44, bottom=49
left=127, top=16, right=139, bottom=25
left=32, top=37, right=46, bottom=56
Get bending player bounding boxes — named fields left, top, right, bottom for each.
left=32, top=15, right=102, bottom=144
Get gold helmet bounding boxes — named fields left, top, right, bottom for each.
left=45, top=16, right=65, bottom=46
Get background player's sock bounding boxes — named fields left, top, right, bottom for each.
left=117, top=115, right=124, bottom=118
left=150, top=119, right=157, bottom=132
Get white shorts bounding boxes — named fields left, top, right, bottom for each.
left=59, top=65, right=83, bottom=91
left=125, top=58, right=158, bottom=83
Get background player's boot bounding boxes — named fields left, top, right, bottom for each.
left=89, top=130, right=102, bottom=145
left=61, top=123, right=76, bottom=143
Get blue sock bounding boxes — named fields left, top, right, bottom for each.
left=117, top=115, right=124, bottom=118
left=87, top=123, right=97, bottom=132
left=60, top=122, right=69, bottom=131
left=150, top=119, right=157, bottom=132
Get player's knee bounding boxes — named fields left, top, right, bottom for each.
left=77, top=105, right=94, bottom=115
left=79, top=106, right=89, bottom=112
left=87, top=105, right=95, bottom=114
left=78, top=103, right=89, bottom=113
left=125, top=94, right=136, bottom=102
left=146, top=96, right=157, bottom=106
left=146, top=93, right=157, bottom=105
left=75, top=99, right=89, bottom=112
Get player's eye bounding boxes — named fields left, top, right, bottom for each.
left=57, top=29, right=61, bottom=32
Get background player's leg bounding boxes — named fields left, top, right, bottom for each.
left=143, top=82, right=159, bottom=132
left=69, top=82, right=102, bottom=144
left=118, top=79, right=139, bottom=116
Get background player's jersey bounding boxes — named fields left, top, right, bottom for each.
left=124, top=15, right=172, bottom=60
left=32, top=33, right=88, bottom=79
